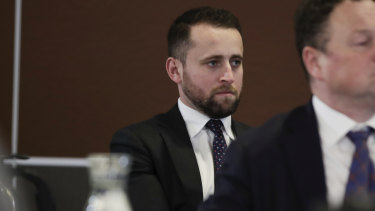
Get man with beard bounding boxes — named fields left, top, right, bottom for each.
left=110, top=6, right=250, bottom=211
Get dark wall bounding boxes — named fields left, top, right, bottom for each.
left=0, top=0, right=310, bottom=157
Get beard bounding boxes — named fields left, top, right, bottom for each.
left=182, top=73, right=240, bottom=119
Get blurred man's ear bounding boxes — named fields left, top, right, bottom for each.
left=166, top=57, right=183, bottom=84
left=302, top=46, right=325, bottom=81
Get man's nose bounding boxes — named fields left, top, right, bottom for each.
left=220, top=63, right=234, bottom=84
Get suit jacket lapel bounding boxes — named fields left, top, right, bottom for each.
left=158, top=105, right=203, bottom=201
left=281, top=102, right=327, bottom=209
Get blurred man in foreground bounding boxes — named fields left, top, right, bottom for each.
left=199, top=0, right=375, bottom=210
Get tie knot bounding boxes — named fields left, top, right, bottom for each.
left=347, top=126, right=374, bottom=146
left=205, top=119, right=223, bottom=134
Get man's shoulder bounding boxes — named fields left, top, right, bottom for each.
left=236, top=103, right=315, bottom=153
left=115, top=107, right=180, bottom=135
left=116, top=115, right=160, bottom=134
left=111, top=105, right=184, bottom=140
left=110, top=106, right=184, bottom=152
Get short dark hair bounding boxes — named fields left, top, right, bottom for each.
left=167, top=7, right=242, bottom=64
left=294, top=0, right=346, bottom=76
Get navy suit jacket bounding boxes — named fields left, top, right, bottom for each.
left=111, top=105, right=250, bottom=211
left=200, top=102, right=328, bottom=211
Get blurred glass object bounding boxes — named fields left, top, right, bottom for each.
left=0, top=176, right=16, bottom=211
left=84, top=153, right=132, bottom=211
left=0, top=127, right=16, bottom=211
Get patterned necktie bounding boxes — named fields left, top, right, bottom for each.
left=205, top=119, right=228, bottom=172
left=345, top=126, right=375, bottom=200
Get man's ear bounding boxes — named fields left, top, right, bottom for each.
left=166, top=57, right=183, bottom=84
left=302, top=46, right=325, bottom=80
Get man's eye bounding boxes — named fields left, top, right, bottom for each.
left=352, top=35, right=372, bottom=47
left=231, top=60, right=242, bottom=67
left=356, top=40, right=371, bottom=46
left=208, top=61, right=218, bottom=67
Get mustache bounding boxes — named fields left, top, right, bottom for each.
left=212, top=85, right=238, bottom=95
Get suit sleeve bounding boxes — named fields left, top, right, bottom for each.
left=111, top=127, right=171, bottom=211
left=198, top=139, right=253, bottom=211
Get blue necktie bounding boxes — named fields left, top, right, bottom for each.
left=205, top=119, right=227, bottom=172
left=345, top=126, right=375, bottom=200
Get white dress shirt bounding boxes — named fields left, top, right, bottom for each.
left=177, top=98, right=235, bottom=200
left=312, top=96, right=375, bottom=209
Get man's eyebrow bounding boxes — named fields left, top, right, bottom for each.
left=200, top=54, right=243, bottom=63
left=352, top=29, right=373, bottom=36
left=200, top=55, right=224, bottom=62
left=231, top=54, right=243, bottom=59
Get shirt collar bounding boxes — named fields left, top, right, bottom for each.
left=312, top=96, right=375, bottom=147
left=178, top=98, right=234, bottom=139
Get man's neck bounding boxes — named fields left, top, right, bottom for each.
left=314, top=94, right=375, bottom=123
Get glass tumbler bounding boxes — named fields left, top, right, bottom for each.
left=84, top=153, right=132, bottom=211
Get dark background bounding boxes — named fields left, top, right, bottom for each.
left=0, top=0, right=310, bottom=157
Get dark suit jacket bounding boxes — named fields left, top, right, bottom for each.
left=200, top=102, right=328, bottom=211
left=110, top=105, right=250, bottom=211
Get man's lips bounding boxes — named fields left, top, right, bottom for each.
left=213, top=86, right=237, bottom=96
left=215, top=90, right=236, bottom=96
left=216, top=91, right=234, bottom=94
